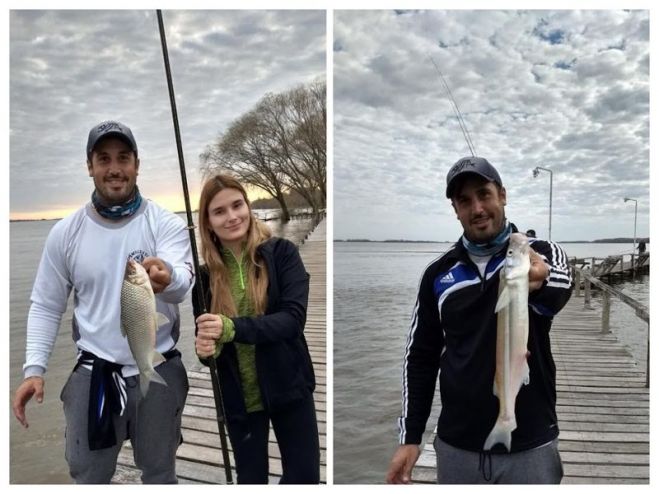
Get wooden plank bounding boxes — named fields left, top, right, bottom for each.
left=557, top=405, right=648, bottom=415
left=559, top=430, right=648, bottom=442
left=558, top=440, right=648, bottom=454
left=563, top=463, right=648, bottom=479
left=558, top=413, right=648, bottom=424
left=563, top=476, right=647, bottom=484
left=560, top=451, right=649, bottom=465
left=558, top=421, right=648, bottom=433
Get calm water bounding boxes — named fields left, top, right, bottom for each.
left=9, top=210, right=316, bottom=484
left=333, top=241, right=649, bottom=484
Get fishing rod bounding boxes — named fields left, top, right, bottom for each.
left=428, top=54, right=477, bottom=157
left=156, top=9, right=234, bottom=484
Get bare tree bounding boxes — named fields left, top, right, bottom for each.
left=200, top=79, right=326, bottom=221
left=200, top=110, right=291, bottom=222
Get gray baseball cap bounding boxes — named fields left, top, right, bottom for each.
left=86, top=120, right=138, bottom=160
left=445, top=156, right=503, bottom=198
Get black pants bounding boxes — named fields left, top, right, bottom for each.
left=226, top=394, right=320, bottom=484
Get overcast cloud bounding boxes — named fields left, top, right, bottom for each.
left=10, top=9, right=326, bottom=219
left=334, top=10, right=649, bottom=242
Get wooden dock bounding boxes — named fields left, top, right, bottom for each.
left=571, top=253, right=649, bottom=280
left=413, top=294, right=649, bottom=484
left=112, top=218, right=327, bottom=484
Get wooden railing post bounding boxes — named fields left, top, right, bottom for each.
left=575, top=269, right=581, bottom=297
left=601, top=291, right=611, bottom=333
left=575, top=265, right=649, bottom=385
left=646, top=322, right=650, bottom=388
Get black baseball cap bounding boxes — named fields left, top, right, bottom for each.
left=445, top=156, right=503, bottom=198
left=86, top=120, right=138, bottom=160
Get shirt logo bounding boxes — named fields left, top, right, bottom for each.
left=439, top=272, right=456, bottom=283
left=127, top=250, right=150, bottom=264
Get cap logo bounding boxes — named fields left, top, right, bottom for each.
left=97, top=121, right=122, bottom=133
left=450, top=158, right=476, bottom=175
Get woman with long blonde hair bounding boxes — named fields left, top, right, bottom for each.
left=193, top=174, right=319, bottom=484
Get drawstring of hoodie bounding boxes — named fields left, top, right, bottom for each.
left=478, top=450, right=493, bottom=482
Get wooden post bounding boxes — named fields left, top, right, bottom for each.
left=575, top=269, right=581, bottom=297
left=601, top=290, right=611, bottom=333
left=646, top=322, right=650, bottom=388
left=584, top=278, right=591, bottom=307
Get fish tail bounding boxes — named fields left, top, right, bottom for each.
left=483, top=418, right=516, bottom=452
left=139, top=373, right=150, bottom=398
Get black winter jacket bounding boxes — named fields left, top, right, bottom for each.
left=192, top=237, right=315, bottom=426
left=398, top=224, right=573, bottom=452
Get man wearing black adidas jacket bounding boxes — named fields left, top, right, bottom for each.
left=386, top=157, right=572, bottom=484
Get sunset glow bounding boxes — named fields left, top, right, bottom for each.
left=10, top=187, right=270, bottom=221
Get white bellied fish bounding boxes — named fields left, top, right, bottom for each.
left=121, top=259, right=169, bottom=397
left=484, top=233, right=531, bottom=451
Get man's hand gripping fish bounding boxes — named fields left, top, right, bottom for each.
left=484, top=233, right=531, bottom=451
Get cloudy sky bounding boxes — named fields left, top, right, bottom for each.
left=334, top=9, right=650, bottom=242
left=9, top=9, right=326, bottom=219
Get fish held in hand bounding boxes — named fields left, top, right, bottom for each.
left=121, top=259, right=170, bottom=397
left=484, top=233, right=531, bottom=452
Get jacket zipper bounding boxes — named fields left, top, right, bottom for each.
left=464, top=256, right=486, bottom=291
left=228, top=249, right=246, bottom=290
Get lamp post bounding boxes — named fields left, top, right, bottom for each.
left=624, top=197, right=638, bottom=268
left=533, top=166, right=553, bottom=241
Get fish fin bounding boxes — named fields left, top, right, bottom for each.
left=522, top=361, right=530, bottom=386
left=150, top=368, right=168, bottom=388
left=483, top=418, right=516, bottom=452
left=495, top=286, right=510, bottom=313
left=139, top=363, right=168, bottom=398
left=156, top=312, right=170, bottom=329
left=153, top=350, right=167, bottom=366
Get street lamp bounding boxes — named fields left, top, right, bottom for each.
left=533, top=166, right=553, bottom=241
left=624, top=197, right=638, bottom=264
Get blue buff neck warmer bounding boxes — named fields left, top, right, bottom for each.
left=91, top=186, right=142, bottom=220
left=461, top=220, right=512, bottom=257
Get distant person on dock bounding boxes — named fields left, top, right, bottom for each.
left=11, top=121, right=193, bottom=483
left=525, top=229, right=536, bottom=238
left=638, top=241, right=646, bottom=254
left=193, top=174, right=320, bottom=484
left=386, top=156, right=573, bottom=484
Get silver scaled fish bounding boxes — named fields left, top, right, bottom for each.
left=484, top=233, right=531, bottom=451
left=120, top=259, right=169, bottom=397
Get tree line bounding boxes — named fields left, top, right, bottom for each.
left=200, top=79, right=326, bottom=223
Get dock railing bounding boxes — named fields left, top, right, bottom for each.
left=571, top=263, right=649, bottom=387
left=570, top=253, right=649, bottom=278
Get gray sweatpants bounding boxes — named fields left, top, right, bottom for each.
left=60, top=355, right=189, bottom=484
left=434, top=436, right=563, bottom=484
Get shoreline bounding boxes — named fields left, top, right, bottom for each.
left=334, top=238, right=650, bottom=244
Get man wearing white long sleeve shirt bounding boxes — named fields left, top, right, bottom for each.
left=12, top=120, right=194, bottom=484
